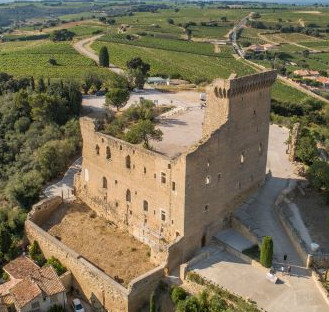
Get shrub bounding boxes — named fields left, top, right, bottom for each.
left=28, top=241, right=46, bottom=266
left=48, top=305, right=65, bottom=312
left=48, top=58, right=57, bottom=66
left=260, top=236, right=273, bottom=268
left=46, top=256, right=67, bottom=276
left=170, top=286, right=188, bottom=304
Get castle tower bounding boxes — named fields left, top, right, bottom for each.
left=203, top=70, right=277, bottom=137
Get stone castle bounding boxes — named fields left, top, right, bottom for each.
left=74, top=70, right=277, bottom=267
left=24, top=70, right=277, bottom=312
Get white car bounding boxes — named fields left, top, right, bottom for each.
left=72, top=298, right=84, bottom=312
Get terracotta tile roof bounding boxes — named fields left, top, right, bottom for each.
left=10, top=279, right=41, bottom=309
left=3, top=256, right=39, bottom=280
left=1, top=295, right=14, bottom=306
left=30, top=266, right=66, bottom=297
left=0, top=279, right=21, bottom=296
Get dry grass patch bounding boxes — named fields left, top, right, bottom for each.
left=43, top=201, right=155, bottom=287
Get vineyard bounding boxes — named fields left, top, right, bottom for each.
left=98, top=34, right=233, bottom=57
left=91, top=40, right=255, bottom=82
left=0, top=40, right=115, bottom=81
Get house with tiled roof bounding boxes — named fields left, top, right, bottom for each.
left=0, top=256, right=67, bottom=312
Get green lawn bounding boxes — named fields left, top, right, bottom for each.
left=0, top=40, right=115, bottom=81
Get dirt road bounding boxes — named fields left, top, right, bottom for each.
left=72, top=35, right=124, bottom=75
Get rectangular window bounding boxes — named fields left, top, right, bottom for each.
left=143, top=200, right=149, bottom=212
left=160, top=210, right=166, bottom=222
left=161, top=172, right=166, bottom=184
left=172, top=182, right=176, bottom=191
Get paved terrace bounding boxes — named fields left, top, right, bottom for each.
left=82, top=89, right=205, bottom=158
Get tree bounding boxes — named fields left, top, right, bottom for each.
left=308, top=160, right=329, bottom=191
left=295, top=133, right=318, bottom=165
left=99, top=46, right=109, bottom=68
left=49, top=58, right=57, bottom=66
left=185, top=28, right=192, bottom=41
left=0, top=224, right=12, bottom=258
left=124, top=120, right=163, bottom=149
left=260, top=236, right=273, bottom=268
left=37, top=77, right=46, bottom=93
left=170, top=286, right=187, bottom=305
left=5, top=170, right=44, bottom=209
left=126, top=57, right=150, bottom=89
left=167, top=18, right=174, bottom=24
left=30, top=76, right=35, bottom=91
left=106, top=87, right=130, bottom=111
left=220, top=16, right=227, bottom=22
left=50, top=29, right=75, bottom=41
left=150, top=291, right=156, bottom=312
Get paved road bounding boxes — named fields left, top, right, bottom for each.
left=72, top=35, right=124, bottom=75
left=44, top=157, right=82, bottom=199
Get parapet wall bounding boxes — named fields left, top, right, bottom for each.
left=25, top=197, right=165, bottom=312
left=27, top=196, right=63, bottom=226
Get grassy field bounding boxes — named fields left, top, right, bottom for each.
left=92, top=40, right=255, bottom=82
left=0, top=40, right=115, bottom=81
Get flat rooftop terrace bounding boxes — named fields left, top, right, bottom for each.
left=82, top=89, right=205, bottom=158
left=42, top=201, right=155, bottom=287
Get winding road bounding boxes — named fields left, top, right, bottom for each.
left=72, top=35, right=124, bottom=75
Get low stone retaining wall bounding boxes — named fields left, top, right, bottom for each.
left=25, top=197, right=164, bottom=312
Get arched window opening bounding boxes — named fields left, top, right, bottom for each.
left=205, top=175, right=211, bottom=185
left=106, top=146, right=111, bottom=159
left=126, top=189, right=131, bottom=202
left=96, top=144, right=100, bottom=155
left=102, top=177, right=107, bottom=189
left=125, top=155, right=131, bottom=169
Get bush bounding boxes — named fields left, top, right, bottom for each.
left=46, top=256, right=67, bottom=276
left=170, top=286, right=188, bottom=304
left=48, top=305, right=65, bottom=312
left=260, top=236, right=273, bottom=268
left=29, top=241, right=46, bottom=266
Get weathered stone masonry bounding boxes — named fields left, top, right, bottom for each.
left=75, top=70, right=277, bottom=264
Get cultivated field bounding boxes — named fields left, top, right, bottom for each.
left=0, top=40, right=115, bottom=81
left=91, top=40, right=255, bottom=82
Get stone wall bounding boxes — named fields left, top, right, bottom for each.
left=28, top=196, right=62, bottom=226
left=25, top=197, right=165, bottom=312
left=181, top=71, right=276, bottom=260
left=75, top=117, right=187, bottom=258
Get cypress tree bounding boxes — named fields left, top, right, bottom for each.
left=149, top=291, right=155, bottom=312
left=37, top=77, right=46, bottom=93
left=99, top=46, right=109, bottom=67
left=260, top=236, right=273, bottom=268
left=30, top=76, right=35, bottom=91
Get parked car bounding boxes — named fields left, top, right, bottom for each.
left=72, top=298, right=84, bottom=312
